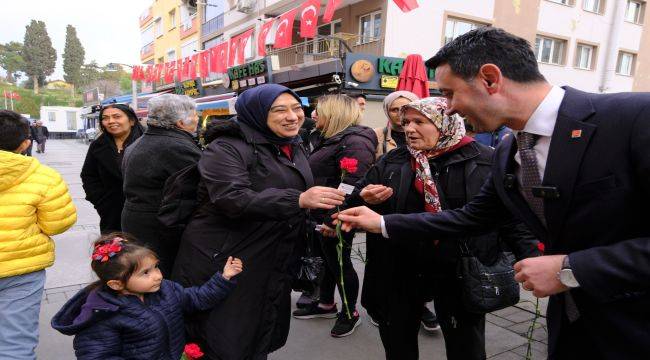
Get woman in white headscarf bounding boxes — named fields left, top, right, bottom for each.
left=373, top=90, right=420, bottom=159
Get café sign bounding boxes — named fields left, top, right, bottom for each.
left=227, top=57, right=273, bottom=92
left=345, top=53, right=436, bottom=92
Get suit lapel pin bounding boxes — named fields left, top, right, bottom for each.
left=571, top=129, right=582, bottom=139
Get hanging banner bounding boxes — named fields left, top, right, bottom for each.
left=274, top=7, right=298, bottom=49
left=236, top=29, right=255, bottom=65
left=210, top=42, right=229, bottom=74
left=300, top=0, right=321, bottom=38
left=199, top=51, right=210, bottom=78
left=323, top=0, right=342, bottom=23
left=258, top=20, right=275, bottom=57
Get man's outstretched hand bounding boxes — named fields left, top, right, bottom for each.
left=333, top=206, right=383, bottom=234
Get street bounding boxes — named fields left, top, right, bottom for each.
left=35, top=139, right=548, bottom=360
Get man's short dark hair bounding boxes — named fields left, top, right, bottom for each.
left=426, top=27, right=545, bottom=83
left=0, top=110, right=30, bottom=151
left=349, top=93, right=367, bottom=100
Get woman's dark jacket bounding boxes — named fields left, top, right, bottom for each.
left=121, top=125, right=201, bottom=274
left=81, top=125, right=143, bottom=233
left=351, top=142, right=539, bottom=323
left=308, top=125, right=378, bottom=223
left=171, top=119, right=314, bottom=360
left=51, top=273, right=235, bottom=360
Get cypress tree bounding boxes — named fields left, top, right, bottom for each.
left=22, top=20, right=56, bottom=94
left=63, top=25, right=85, bottom=95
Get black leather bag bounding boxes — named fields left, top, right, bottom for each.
left=457, top=241, right=520, bottom=314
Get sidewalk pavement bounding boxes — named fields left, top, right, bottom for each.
left=35, top=140, right=548, bottom=360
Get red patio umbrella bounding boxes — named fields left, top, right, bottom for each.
left=396, top=54, right=430, bottom=98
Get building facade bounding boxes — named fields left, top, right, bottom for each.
left=139, top=0, right=202, bottom=67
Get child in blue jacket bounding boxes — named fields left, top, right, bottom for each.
left=51, top=232, right=242, bottom=359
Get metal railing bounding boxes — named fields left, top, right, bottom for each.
left=202, top=13, right=225, bottom=38
left=267, top=34, right=384, bottom=69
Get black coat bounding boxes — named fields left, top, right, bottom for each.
left=384, top=87, right=650, bottom=359
left=172, top=119, right=314, bottom=360
left=121, top=125, right=201, bottom=274
left=353, top=142, right=539, bottom=323
left=80, top=126, right=143, bottom=233
left=308, top=125, right=377, bottom=223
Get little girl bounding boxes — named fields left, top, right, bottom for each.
left=52, top=232, right=242, bottom=359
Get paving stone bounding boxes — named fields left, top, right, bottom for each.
left=511, top=342, right=548, bottom=359
left=507, top=322, right=548, bottom=342
left=486, top=313, right=516, bottom=328
left=488, top=350, right=526, bottom=359
left=44, top=292, right=66, bottom=304
left=502, top=309, right=536, bottom=324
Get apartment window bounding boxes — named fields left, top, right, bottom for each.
left=575, top=44, right=595, bottom=69
left=444, top=18, right=486, bottom=44
left=583, top=0, right=603, bottom=13
left=180, top=4, right=196, bottom=30
left=154, top=18, right=163, bottom=37
left=535, top=36, right=566, bottom=65
left=169, top=9, right=176, bottom=29
left=141, top=25, right=154, bottom=47
left=616, top=51, right=636, bottom=75
left=48, top=112, right=56, bottom=122
left=359, top=11, right=382, bottom=44
left=625, top=0, right=644, bottom=23
left=181, top=40, right=197, bottom=58
left=66, top=111, right=77, bottom=131
left=167, top=49, right=176, bottom=61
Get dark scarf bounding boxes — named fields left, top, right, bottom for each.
left=234, top=84, right=303, bottom=145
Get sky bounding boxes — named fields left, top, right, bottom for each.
left=1, top=0, right=152, bottom=81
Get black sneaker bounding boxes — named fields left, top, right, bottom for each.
left=421, top=307, right=440, bottom=332
left=296, top=292, right=315, bottom=309
left=330, top=311, right=361, bottom=338
left=292, top=303, right=338, bottom=319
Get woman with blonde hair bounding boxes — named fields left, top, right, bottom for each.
left=292, top=94, right=377, bottom=338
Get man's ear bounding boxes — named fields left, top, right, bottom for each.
left=106, top=280, right=125, bottom=291
left=15, top=139, right=31, bottom=154
left=478, top=64, right=502, bottom=95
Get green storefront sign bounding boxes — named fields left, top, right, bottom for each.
left=226, top=57, right=273, bottom=92
left=228, top=59, right=267, bottom=80
left=377, top=57, right=435, bottom=79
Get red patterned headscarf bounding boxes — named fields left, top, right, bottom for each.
left=400, top=97, right=473, bottom=213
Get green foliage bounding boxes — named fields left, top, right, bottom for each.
left=63, top=25, right=85, bottom=87
left=0, top=42, right=26, bottom=83
left=1, top=83, right=82, bottom=118
left=22, top=20, right=57, bottom=91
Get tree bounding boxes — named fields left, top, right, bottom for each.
left=22, top=20, right=56, bottom=94
left=0, top=42, right=25, bottom=84
left=23, top=75, right=46, bottom=89
left=62, top=25, right=85, bottom=95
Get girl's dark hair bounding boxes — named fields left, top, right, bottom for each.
left=98, top=104, right=139, bottom=133
left=89, top=232, right=158, bottom=290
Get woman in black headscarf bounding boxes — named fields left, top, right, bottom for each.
left=81, top=104, right=144, bottom=233
left=172, top=84, right=345, bottom=360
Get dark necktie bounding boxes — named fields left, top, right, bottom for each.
left=516, top=132, right=546, bottom=226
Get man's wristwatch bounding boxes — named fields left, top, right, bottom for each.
left=557, top=255, right=580, bottom=288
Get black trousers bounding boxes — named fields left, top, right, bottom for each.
left=433, top=279, right=486, bottom=360
left=318, top=232, right=359, bottom=312
left=378, top=295, right=425, bottom=360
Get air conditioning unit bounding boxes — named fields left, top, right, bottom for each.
left=181, top=0, right=197, bottom=8
left=236, top=0, right=256, bottom=14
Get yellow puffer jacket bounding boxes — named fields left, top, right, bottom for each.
left=0, top=150, right=77, bottom=278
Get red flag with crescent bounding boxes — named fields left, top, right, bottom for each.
left=164, top=61, right=176, bottom=83
left=144, top=65, right=154, bottom=82
left=131, top=66, right=140, bottom=81
left=210, top=41, right=229, bottom=73
left=274, top=7, right=298, bottom=49
left=199, top=51, right=210, bottom=78
left=258, top=20, right=274, bottom=57
left=189, top=54, right=199, bottom=79
left=393, top=0, right=419, bottom=12
left=236, top=29, right=254, bottom=65
left=322, top=0, right=341, bottom=23
left=154, top=63, right=164, bottom=83
left=300, top=0, right=320, bottom=38
left=228, top=35, right=239, bottom=67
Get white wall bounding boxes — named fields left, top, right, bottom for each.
left=39, top=107, right=83, bottom=133
left=383, top=0, right=494, bottom=59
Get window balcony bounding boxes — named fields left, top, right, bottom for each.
left=140, top=43, right=154, bottom=60
left=180, top=15, right=198, bottom=39
left=202, top=13, right=224, bottom=38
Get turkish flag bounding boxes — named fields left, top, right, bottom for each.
left=393, top=0, right=419, bottom=12
left=12, top=92, right=20, bottom=100
left=274, top=7, right=298, bottom=49
left=181, top=57, right=191, bottom=81
left=236, top=29, right=254, bottom=65
left=322, top=0, right=341, bottom=23
left=190, top=54, right=199, bottom=79
left=210, top=42, right=229, bottom=73
left=199, top=51, right=210, bottom=78
left=144, top=65, right=154, bottom=83
left=258, top=20, right=274, bottom=57
left=131, top=66, right=141, bottom=81
left=164, top=61, right=176, bottom=83
left=154, top=63, right=164, bottom=82
left=228, top=36, right=240, bottom=67
left=300, top=0, right=320, bottom=38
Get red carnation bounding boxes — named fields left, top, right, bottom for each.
left=183, top=343, right=204, bottom=359
left=340, top=157, right=358, bottom=174
left=537, top=242, right=545, bottom=254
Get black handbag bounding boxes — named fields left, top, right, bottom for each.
left=457, top=240, right=520, bottom=314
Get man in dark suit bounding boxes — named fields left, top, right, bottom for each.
left=336, top=27, right=650, bottom=359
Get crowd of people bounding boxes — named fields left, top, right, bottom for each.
left=0, top=26, right=648, bottom=360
